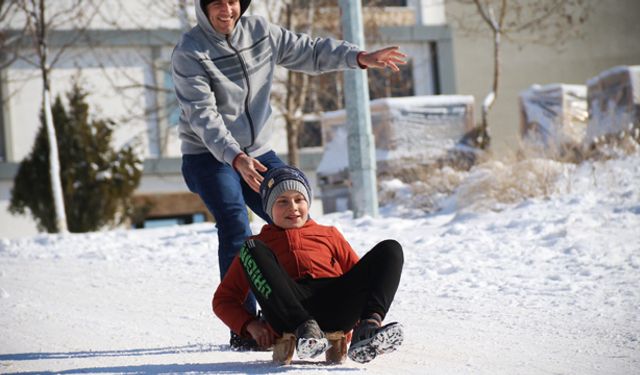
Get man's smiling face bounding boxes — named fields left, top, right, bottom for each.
left=206, top=0, right=240, bottom=35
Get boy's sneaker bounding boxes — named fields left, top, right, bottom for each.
left=295, top=319, right=330, bottom=359
left=347, top=320, right=403, bottom=364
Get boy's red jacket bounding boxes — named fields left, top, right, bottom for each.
left=212, top=219, right=359, bottom=336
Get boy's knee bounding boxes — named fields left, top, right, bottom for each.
left=378, top=239, right=404, bottom=265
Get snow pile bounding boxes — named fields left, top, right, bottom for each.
left=379, top=157, right=569, bottom=214
left=378, top=165, right=467, bottom=216
left=453, top=158, right=566, bottom=209
left=1, top=152, right=639, bottom=374
left=379, top=149, right=640, bottom=215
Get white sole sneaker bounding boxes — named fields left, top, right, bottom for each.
left=297, top=337, right=330, bottom=359
left=347, top=322, right=404, bottom=364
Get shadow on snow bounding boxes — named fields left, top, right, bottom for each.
left=0, top=345, right=360, bottom=374
left=0, top=344, right=225, bottom=361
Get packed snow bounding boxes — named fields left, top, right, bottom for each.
left=1, top=152, right=639, bottom=374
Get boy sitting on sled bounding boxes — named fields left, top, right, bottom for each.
left=213, top=166, right=404, bottom=363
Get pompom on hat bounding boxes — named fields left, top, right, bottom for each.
left=260, top=166, right=312, bottom=221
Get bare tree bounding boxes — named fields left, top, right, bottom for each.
left=81, top=0, right=191, bottom=157
left=0, top=0, right=27, bottom=70
left=14, top=0, right=99, bottom=232
left=280, top=1, right=315, bottom=167
left=450, top=0, right=590, bottom=149
left=267, top=0, right=409, bottom=166
left=79, top=0, right=408, bottom=165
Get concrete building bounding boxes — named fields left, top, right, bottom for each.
left=447, top=0, right=640, bottom=155
left=1, top=0, right=638, bottom=238
left=0, top=0, right=451, bottom=237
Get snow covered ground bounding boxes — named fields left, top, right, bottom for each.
left=1, top=152, right=639, bottom=374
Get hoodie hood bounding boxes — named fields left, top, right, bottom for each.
left=196, top=0, right=251, bottom=39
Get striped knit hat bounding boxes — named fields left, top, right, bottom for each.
left=260, top=166, right=312, bottom=221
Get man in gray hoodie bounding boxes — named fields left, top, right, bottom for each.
left=172, top=0, right=406, bottom=350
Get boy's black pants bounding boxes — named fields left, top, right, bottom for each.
left=239, top=239, right=403, bottom=334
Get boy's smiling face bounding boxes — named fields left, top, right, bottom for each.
left=271, top=190, right=309, bottom=229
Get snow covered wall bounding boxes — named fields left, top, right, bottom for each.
left=319, top=96, right=474, bottom=174
left=519, top=83, right=588, bottom=153
left=586, top=65, right=640, bottom=142
left=316, top=96, right=475, bottom=213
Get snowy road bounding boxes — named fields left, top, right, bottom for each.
left=1, top=155, right=639, bottom=374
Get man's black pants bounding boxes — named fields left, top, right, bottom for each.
left=239, top=239, right=403, bottom=334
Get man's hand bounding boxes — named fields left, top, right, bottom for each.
left=246, top=319, right=277, bottom=348
left=233, top=153, right=267, bottom=192
left=358, top=46, right=407, bottom=72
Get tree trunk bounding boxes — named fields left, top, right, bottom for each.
left=284, top=3, right=299, bottom=167
left=479, top=26, right=499, bottom=149
left=36, top=0, right=68, bottom=232
left=43, top=87, right=68, bottom=233
left=474, top=0, right=504, bottom=150
left=285, top=69, right=300, bottom=167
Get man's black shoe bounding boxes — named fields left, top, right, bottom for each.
left=229, top=331, right=261, bottom=351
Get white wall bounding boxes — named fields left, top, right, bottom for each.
left=4, top=0, right=187, bottom=30
left=5, top=45, right=179, bottom=162
left=409, top=0, right=446, bottom=25
left=0, top=180, right=39, bottom=239
left=400, top=42, right=437, bottom=95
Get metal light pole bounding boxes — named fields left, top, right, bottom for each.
left=339, top=0, right=378, bottom=218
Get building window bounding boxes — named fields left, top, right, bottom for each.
left=430, top=42, right=442, bottom=95
left=299, top=118, right=323, bottom=148
left=368, top=59, right=415, bottom=99
left=364, top=0, right=408, bottom=6
left=0, top=111, right=5, bottom=162
left=0, top=73, right=6, bottom=162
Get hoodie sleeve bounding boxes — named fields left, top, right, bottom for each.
left=269, top=22, right=362, bottom=74
left=171, top=45, right=243, bottom=165
left=212, top=256, right=255, bottom=336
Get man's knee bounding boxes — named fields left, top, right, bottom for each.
left=215, top=208, right=250, bottom=234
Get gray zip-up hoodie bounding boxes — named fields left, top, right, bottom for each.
left=172, top=0, right=363, bottom=166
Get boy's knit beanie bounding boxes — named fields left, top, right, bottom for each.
left=260, top=166, right=312, bottom=221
